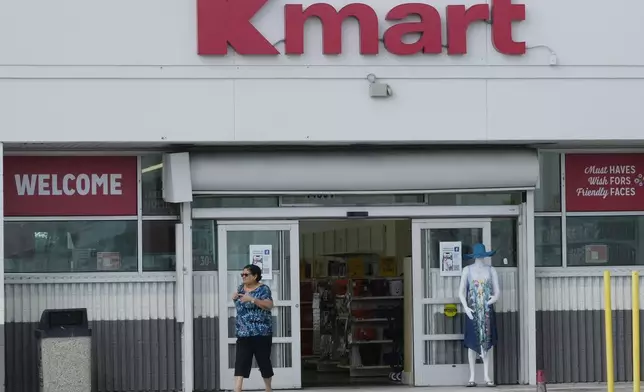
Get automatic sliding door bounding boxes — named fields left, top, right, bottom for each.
left=217, top=221, right=301, bottom=390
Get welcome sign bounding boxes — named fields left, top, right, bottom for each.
left=4, top=156, right=138, bottom=216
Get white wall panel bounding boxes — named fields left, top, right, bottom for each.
left=487, top=0, right=644, bottom=66
left=0, top=0, right=222, bottom=66
left=233, top=79, right=487, bottom=142
left=487, top=79, right=644, bottom=142
left=2, top=0, right=644, bottom=143
left=5, top=282, right=176, bottom=322
left=0, top=79, right=235, bottom=143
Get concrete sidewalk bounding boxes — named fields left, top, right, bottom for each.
left=280, top=384, right=627, bottom=392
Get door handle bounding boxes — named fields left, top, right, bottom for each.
left=295, top=304, right=299, bottom=308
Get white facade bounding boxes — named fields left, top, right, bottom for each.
left=1, top=0, right=642, bottom=144
left=1, top=1, right=644, bottom=391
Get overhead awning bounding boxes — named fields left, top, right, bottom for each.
left=183, top=149, right=539, bottom=194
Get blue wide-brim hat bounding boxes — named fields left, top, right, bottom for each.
left=464, top=243, right=496, bottom=259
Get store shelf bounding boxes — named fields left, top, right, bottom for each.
left=350, top=339, right=393, bottom=345
left=300, top=251, right=404, bottom=379
left=352, top=318, right=389, bottom=323
left=352, top=296, right=403, bottom=301
left=337, top=364, right=391, bottom=370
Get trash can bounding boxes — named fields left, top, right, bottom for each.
left=35, top=308, right=92, bottom=392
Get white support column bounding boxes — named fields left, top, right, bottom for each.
left=525, top=190, right=537, bottom=385
left=181, top=202, right=194, bottom=392
left=517, top=203, right=528, bottom=384
left=0, top=142, right=5, bottom=392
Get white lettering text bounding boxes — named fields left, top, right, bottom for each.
left=609, top=165, right=636, bottom=175
left=584, top=166, right=608, bottom=175
left=14, top=173, right=124, bottom=196
left=576, top=187, right=609, bottom=199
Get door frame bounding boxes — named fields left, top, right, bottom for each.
left=411, top=218, right=493, bottom=386
left=193, top=205, right=520, bottom=220
left=189, top=204, right=528, bottom=390
left=217, top=220, right=302, bottom=390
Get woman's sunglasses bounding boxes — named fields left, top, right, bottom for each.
left=240, top=273, right=250, bottom=277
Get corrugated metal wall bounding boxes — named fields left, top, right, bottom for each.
left=5, top=280, right=181, bottom=392
left=3, top=271, right=523, bottom=391
left=536, top=273, right=644, bottom=383
left=193, top=273, right=219, bottom=392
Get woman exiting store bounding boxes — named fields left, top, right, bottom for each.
left=232, top=264, right=275, bottom=392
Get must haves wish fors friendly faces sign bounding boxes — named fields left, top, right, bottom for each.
left=4, top=156, right=138, bottom=216
left=565, top=154, right=644, bottom=212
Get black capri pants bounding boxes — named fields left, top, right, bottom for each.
left=234, top=335, right=274, bottom=379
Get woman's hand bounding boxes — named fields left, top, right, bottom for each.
left=239, top=293, right=254, bottom=303
left=232, top=292, right=240, bottom=301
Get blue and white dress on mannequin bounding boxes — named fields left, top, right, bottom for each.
left=463, top=262, right=498, bottom=357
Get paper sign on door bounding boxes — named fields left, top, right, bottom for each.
left=249, top=245, right=273, bottom=280
left=439, top=241, right=463, bottom=277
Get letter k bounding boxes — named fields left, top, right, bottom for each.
left=197, top=0, right=279, bottom=55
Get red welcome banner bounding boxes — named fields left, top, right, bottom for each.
left=565, top=154, right=644, bottom=212
left=4, top=156, right=138, bottom=216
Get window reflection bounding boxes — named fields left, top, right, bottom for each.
left=5, top=221, right=138, bottom=273
left=142, top=220, right=177, bottom=271
left=535, top=152, right=561, bottom=212
left=193, top=196, right=279, bottom=209
left=226, top=231, right=283, bottom=271
left=491, top=218, right=517, bottom=267
left=426, top=192, right=522, bottom=206
left=566, top=216, right=644, bottom=266
left=535, top=217, right=562, bottom=267
left=141, top=154, right=179, bottom=216
left=193, top=220, right=217, bottom=271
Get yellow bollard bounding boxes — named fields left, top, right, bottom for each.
left=605, top=270, right=615, bottom=392
left=634, top=271, right=641, bottom=392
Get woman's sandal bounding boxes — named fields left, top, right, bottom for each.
left=486, top=381, right=496, bottom=387
left=466, top=382, right=477, bottom=387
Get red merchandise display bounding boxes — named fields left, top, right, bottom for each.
left=301, top=330, right=313, bottom=355
left=565, top=153, right=644, bottom=212
left=300, top=282, right=313, bottom=302
left=300, top=304, right=313, bottom=329
left=4, top=156, right=138, bottom=216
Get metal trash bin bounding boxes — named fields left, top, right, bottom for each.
left=35, top=308, right=92, bottom=392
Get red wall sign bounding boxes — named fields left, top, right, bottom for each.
left=4, top=156, right=138, bottom=217
left=565, top=154, right=644, bottom=212
left=197, top=0, right=526, bottom=56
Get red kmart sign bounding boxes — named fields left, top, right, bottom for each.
left=197, top=0, right=526, bottom=56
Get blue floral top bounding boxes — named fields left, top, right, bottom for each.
left=235, top=284, right=273, bottom=338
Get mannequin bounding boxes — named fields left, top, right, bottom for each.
left=458, top=243, right=500, bottom=387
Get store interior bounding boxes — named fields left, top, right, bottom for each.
left=298, top=219, right=411, bottom=387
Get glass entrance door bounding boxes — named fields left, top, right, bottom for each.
left=411, top=219, right=492, bottom=386
left=217, top=221, right=301, bottom=390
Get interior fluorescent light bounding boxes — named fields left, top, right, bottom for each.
left=141, top=163, right=163, bottom=174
